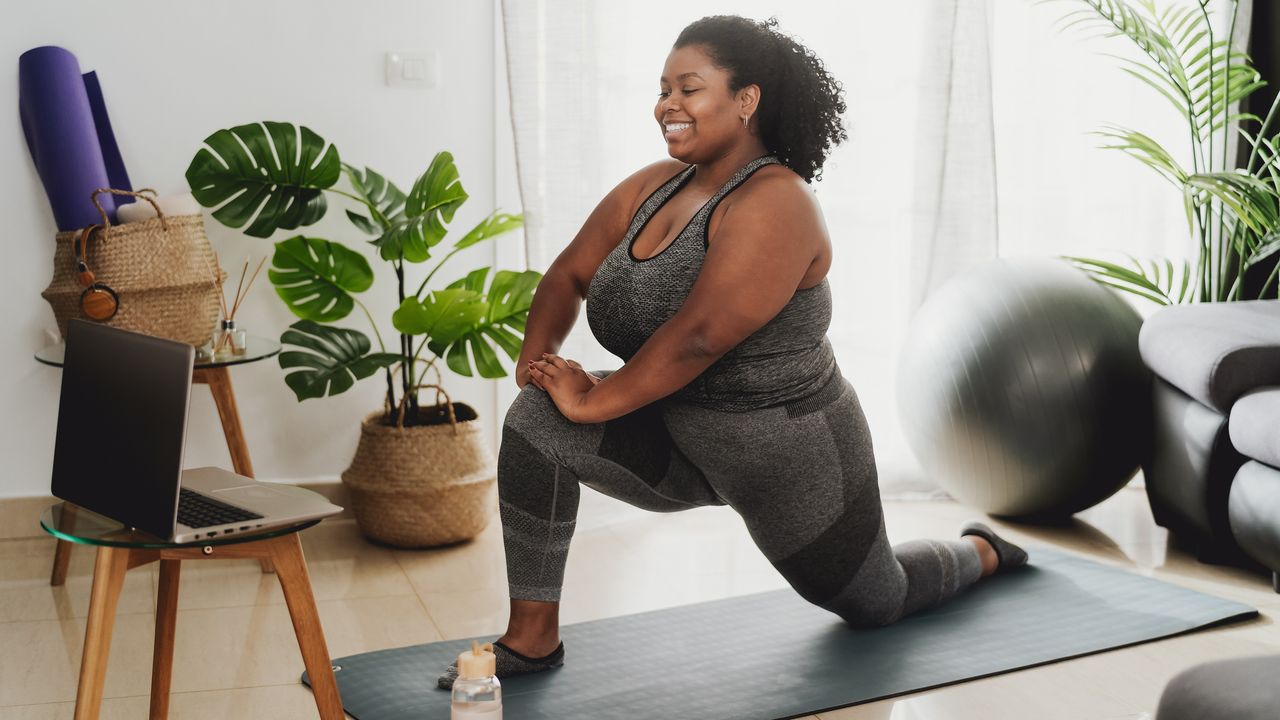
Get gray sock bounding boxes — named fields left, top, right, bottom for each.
left=437, top=641, right=565, bottom=690
left=960, top=521, right=1029, bottom=572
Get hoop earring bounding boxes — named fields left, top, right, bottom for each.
left=74, top=224, right=119, bottom=322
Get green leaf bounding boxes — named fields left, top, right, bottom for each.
left=425, top=269, right=541, bottom=378
left=1246, top=232, right=1280, bottom=269
left=373, top=152, right=469, bottom=262
left=1063, top=254, right=1175, bottom=305
left=343, top=163, right=407, bottom=232
left=186, top=122, right=341, bottom=238
left=268, top=236, right=373, bottom=322
left=278, top=321, right=401, bottom=401
left=391, top=288, right=487, bottom=343
left=454, top=211, right=524, bottom=250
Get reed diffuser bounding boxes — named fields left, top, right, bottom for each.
left=212, top=255, right=266, bottom=357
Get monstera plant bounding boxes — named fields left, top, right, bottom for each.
left=185, top=121, right=536, bottom=426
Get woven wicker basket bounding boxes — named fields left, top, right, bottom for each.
left=41, top=189, right=225, bottom=346
left=342, top=388, right=496, bottom=548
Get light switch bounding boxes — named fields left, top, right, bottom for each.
left=385, top=50, right=437, bottom=88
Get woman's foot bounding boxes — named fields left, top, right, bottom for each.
left=960, top=520, right=1029, bottom=576
left=436, top=639, right=565, bottom=689
left=437, top=598, right=565, bottom=689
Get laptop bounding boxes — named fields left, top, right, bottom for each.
left=50, top=319, right=341, bottom=542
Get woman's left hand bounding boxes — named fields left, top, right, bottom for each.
left=528, top=353, right=598, bottom=423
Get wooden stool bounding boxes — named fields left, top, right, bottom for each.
left=41, top=503, right=344, bottom=720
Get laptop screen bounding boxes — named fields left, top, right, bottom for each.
left=50, top=320, right=195, bottom=539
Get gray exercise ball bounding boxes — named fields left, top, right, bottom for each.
left=897, top=257, right=1151, bottom=518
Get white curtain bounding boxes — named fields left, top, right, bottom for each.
left=498, top=0, right=1229, bottom=494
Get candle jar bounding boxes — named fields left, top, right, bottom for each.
left=214, top=319, right=247, bottom=357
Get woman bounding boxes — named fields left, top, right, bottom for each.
left=440, top=14, right=1027, bottom=687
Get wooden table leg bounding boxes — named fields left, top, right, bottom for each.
left=195, top=367, right=274, bottom=575
left=268, top=534, right=344, bottom=719
left=52, top=539, right=72, bottom=586
left=149, top=559, right=181, bottom=720
left=74, top=546, right=130, bottom=720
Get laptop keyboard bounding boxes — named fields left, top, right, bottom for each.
left=177, top=488, right=264, bottom=529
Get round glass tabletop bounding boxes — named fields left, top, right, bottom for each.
left=41, top=502, right=318, bottom=549
left=35, top=334, right=281, bottom=369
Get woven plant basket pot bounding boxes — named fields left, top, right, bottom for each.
left=342, top=398, right=496, bottom=548
left=41, top=189, right=225, bottom=346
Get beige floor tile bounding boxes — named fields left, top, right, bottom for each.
left=152, top=521, right=415, bottom=612
left=0, top=695, right=150, bottom=720
left=0, top=612, right=156, bottom=706
left=0, top=539, right=153, bottom=623
left=165, top=594, right=441, bottom=694
left=394, top=519, right=508, bottom=596
left=0, top=685, right=354, bottom=720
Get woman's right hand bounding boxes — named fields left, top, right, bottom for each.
left=518, top=355, right=599, bottom=390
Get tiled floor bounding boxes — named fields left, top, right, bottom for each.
left=2, top=483, right=1276, bottom=719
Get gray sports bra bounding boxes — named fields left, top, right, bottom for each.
left=585, top=154, right=838, bottom=412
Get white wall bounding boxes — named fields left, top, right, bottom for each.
left=2, top=1, right=506, bottom=497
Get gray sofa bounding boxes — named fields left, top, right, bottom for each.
left=1138, top=300, right=1280, bottom=584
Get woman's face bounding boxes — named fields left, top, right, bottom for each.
left=655, top=45, right=754, bottom=163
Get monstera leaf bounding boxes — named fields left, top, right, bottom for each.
left=343, top=163, right=406, bottom=235
left=278, top=321, right=401, bottom=401
left=392, top=288, right=488, bottom=345
left=427, top=269, right=541, bottom=378
left=372, top=151, right=469, bottom=262
left=454, top=211, right=524, bottom=250
left=186, top=122, right=341, bottom=238
left=268, top=236, right=373, bottom=322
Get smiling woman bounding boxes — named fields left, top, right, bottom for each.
left=436, top=14, right=1030, bottom=690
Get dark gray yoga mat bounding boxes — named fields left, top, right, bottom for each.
left=304, top=548, right=1256, bottom=719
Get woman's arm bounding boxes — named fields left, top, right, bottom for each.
left=515, top=159, right=687, bottom=388
left=573, top=172, right=824, bottom=421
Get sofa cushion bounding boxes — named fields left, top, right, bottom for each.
left=1139, top=300, right=1280, bottom=413
left=1228, top=461, right=1280, bottom=572
left=1230, top=388, right=1280, bottom=467
left=1156, top=654, right=1280, bottom=720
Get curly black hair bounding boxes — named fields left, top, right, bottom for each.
left=674, top=15, right=848, bottom=183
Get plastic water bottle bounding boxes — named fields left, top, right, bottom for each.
left=451, top=641, right=502, bottom=719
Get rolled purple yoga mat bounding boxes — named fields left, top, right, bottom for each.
left=19, top=45, right=132, bottom=230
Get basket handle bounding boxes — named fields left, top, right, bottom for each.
left=395, top=383, right=460, bottom=433
left=91, top=187, right=167, bottom=232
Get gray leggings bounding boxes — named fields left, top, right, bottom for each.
left=498, top=368, right=983, bottom=627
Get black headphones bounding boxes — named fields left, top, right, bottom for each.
left=74, top=224, right=119, bottom=322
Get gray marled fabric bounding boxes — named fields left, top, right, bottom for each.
left=1138, top=300, right=1280, bottom=413
left=1229, top=388, right=1280, bottom=468
left=499, top=368, right=983, bottom=626
left=585, top=154, right=838, bottom=413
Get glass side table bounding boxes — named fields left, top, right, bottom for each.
left=41, top=501, right=343, bottom=719
left=37, top=335, right=282, bottom=584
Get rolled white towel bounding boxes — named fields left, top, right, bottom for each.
left=117, top=192, right=202, bottom=223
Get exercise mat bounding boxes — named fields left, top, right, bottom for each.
left=304, top=548, right=1256, bottom=720
left=19, top=46, right=132, bottom=230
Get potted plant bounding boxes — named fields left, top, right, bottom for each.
left=1051, top=0, right=1279, bottom=304
left=185, top=121, right=537, bottom=546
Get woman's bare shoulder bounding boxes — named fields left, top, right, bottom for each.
left=628, top=158, right=690, bottom=197
left=730, top=163, right=822, bottom=219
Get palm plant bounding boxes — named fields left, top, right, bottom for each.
left=1051, top=0, right=1280, bottom=304
left=186, top=121, right=537, bottom=424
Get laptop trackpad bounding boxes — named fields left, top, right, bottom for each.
left=214, top=485, right=287, bottom=501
